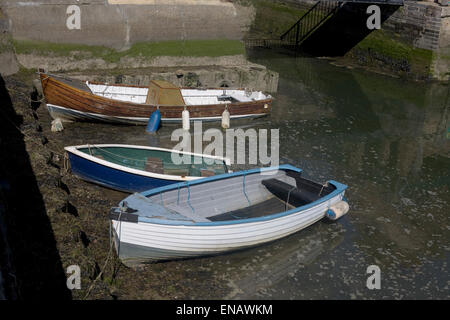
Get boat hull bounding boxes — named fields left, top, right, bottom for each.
left=111, top=190, right=344, bottom=266
left=48, top=103, right=268, bottom=125
left=68, top=152, right=176, bottom=193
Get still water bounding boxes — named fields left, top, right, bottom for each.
left=60, top=50, right=449, bottom=299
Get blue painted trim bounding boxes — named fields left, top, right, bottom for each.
left=128, top=165, right=348, bottom=227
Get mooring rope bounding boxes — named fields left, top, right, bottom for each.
left=63, top=152, right=70, bottom=173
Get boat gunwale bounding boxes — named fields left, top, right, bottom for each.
left=65, top=144, right=230, bottom=182
left=123, top=165, right=348, bottom=227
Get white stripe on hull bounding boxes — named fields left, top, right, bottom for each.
left=47, top=104, right=267, bottom=125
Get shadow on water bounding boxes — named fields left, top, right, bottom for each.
left=0, top=75, right=71, bottom=299
left=300, top=3, right=400, bottom=57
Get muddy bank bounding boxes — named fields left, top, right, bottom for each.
left=0, top=71, right=234, bottom=299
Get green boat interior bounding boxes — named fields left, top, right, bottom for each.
left=79, top=146, right=228, bottom=177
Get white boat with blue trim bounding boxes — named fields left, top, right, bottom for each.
left=109, top=165, right=349, bottom=266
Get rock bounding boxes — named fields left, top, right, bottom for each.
left=41, top=136, right=48, bottom=145
left=51, top=118, right=64, bottom=132
left=78, top=230, right=90, bottom=248
left=175, top=69, right=184, bottom=78
left=59, top=199, right=79, bottom=217
left=34, top=123, right=42, bottom=132
left=87, top=260, right=101, bottom=280
left=40, top=136, right=48, bottom=145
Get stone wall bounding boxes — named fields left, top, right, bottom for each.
left=270, top=0, right=449, bottom=52
left=0, top=8, right=19, bottom=76
left=383, top=1, right=445, bottom=51
left=66, top=64, right=279, bottom=93
left=2, top=0, right=254, bottom=50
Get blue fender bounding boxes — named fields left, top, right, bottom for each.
left=146, top=109, right=161, bottom=133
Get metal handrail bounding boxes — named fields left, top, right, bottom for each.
left=279, top=1, right=344, bottom=48
left=280, top=1, right=323, bottom=40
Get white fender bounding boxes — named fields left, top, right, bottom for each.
left=51, top=118, right=64, bottom=132
left=182, top=107, right=190, bottom=131
left=326, top=200, right=349, bottom=220
left=221, top=107, right=230, bottom=129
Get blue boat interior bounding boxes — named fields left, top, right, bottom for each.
left=112, top=169, right=337, bottom=223
left=79, top=146, right=228, bottom=177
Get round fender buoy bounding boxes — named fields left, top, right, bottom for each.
left=326, top=200, right=349, bottom=220
left=146, top=108, right=161, bottom=133
left=51, top=118, right=64, bottom=132
left=222, top=105, right=230, bottom=129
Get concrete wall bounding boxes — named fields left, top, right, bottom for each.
left=2, top=0, right=255, bottom=49
left=0, top=8, right=19, bottom=76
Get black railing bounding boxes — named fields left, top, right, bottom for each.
left=244, top=0, right=404, bottom=49
left=280, top=1, right=344, bottom=49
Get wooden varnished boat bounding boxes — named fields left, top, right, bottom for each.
left=39, top=73, right=273, bottom=124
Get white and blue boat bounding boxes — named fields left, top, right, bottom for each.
left=109, top=165, right=349, bottom=266
left=65, top=144, right=230, bottom=193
